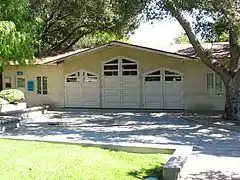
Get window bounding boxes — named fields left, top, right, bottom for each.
left=104, top=65, right=118, bottom=70
left=122, top=64, right=137, bottom=70
left=148, top=70, right=161, bottom=76
left=16, top=77, right=25, bottom=88
left=165, top=76, right=182, bottom=81
left=122, top=59, right=138, bottom=76
left=165, top=70, right=179, bottom=75
left=164, top=70, right=182, bottom=82
left=105, top=59, right=118, bottom=64
left=145, top=77, right=161, bottom=82
left=207, top=73, right=224, bottom=95
left=104, top=60, right=119, bottom=76
left=122, top=71, right=137, bottom=76
left=104, top=71, right=118, bottom=76
left=66, top=78, right=78, bottom=83
left=4, top=77, right=11, bottom=88
left=37, top=76, right=48, bottom=95
left=145, top=70, right=161, bottom=82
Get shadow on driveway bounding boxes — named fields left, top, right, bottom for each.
left=1, top=110, right=240, bottom=157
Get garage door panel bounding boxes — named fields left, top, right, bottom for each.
left=103, top=101, right=121, bottom=108
left=81, top=101, right=99, bottom=107
left=103, top=58, right=139, bottom=108
left=122, top=88, right=138, bottom=94
left=145, top=95, right=161, bottom=102
left=143, top=68, right=183, bottom=109
left=65, top=70, right=100, bottom=107
left=104, top=96, right=121, bottom=101
left=104, top=89, right=121, bottom=95
left=144, top=102, right=162, bottom=108
left=122, top=96, right=138, bottom=102
left=165, top=102, right=183, bottom=109
left=122, top=102, right=139, bottom=108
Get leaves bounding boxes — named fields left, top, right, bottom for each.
left=0, top=0, right=38, bottom=68
left=30, top=0, right=147, bottom=56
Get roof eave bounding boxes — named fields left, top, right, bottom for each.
left=43, top=41, right=196, bottom=65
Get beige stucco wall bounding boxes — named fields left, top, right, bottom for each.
left=2, top=45, right=225, bottom=110
left=63, top=45, right=225, bottom=110
left=3, top=65, right=64, bottom=107
left=183, top=61, right=225, bottom=110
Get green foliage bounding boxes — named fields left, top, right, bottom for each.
left=0, top=0, right=40, bottom=68
left=76, top=32, right=129, bottom=49
left=30, top=0, right=147, bottom=56
left=143, top=0, right=236, bottom=43
left=174, top=33, right=190, bottom=44
left=0, top=89, right=25, bottom=104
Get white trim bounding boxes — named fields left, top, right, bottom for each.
left=163, top=68, right=183, bottom=76
left=36, top=76, right=48, bottom=96
left=64, top=69, right=99, bottom=78
left=206, top=72, right=225, bottom=96
left=16, top=76, right=26, bottom=89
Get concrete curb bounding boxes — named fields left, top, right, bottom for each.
left=163, top=146, right=193, bottom=180
left=0, top=137, right=193, bottom=180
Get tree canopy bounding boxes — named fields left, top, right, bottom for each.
left=174, top=33, right=190, bottom=44
left=143, top=0, right=240, bottom=119
left=0, top=0, right=39, bottom=68
left=75, top=32, right=129, bottom=49
left=30, top=0, right=147, bottom=57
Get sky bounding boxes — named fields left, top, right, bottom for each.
left=129, top=19, right=184, bottom=51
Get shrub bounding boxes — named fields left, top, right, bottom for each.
left=0, top=97, right=9, bottom=105
left=0, top=89, right=25, bottom=104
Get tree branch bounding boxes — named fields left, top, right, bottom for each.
left=47, top=25, right=90, bottom=51
left=174, top=12, right=231, bottom=82
left=212, top=0, right=240, bottom=73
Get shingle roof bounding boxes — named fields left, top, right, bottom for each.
left=171, top=42, right=230, bottom=59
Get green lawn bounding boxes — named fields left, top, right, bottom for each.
left=0, top=139, right=169, bottom=180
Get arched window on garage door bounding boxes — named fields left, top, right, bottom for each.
left=163, top=69, right=183, bottom=109
left=164, top=70, right=182, bottom=82
left=102, top=57, right=140, bottom=108
left=143, top=69, right=163, bottom=108
left=65, top=70, right=100, bottom=108
left=143, top=68, right=183, bottom=109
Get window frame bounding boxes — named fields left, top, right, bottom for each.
left=4, top=76, right=12, bottom=89
left=36, top=76, right=48, bottom=95
left=206, top=73, right=224, bottom=96
left=16, top=76, right=26, bottom=89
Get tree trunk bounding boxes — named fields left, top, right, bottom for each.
left=224, top=82, right=234, bottom=120
left=224, top=76, right=240, bottom=120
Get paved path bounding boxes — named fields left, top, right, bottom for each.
left=0, top=109, right=240, bottom=180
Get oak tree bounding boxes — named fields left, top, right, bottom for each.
left=144, top=0, right=240, bottom=119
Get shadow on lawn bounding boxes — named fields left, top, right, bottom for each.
left=127, top=164, right=164, bottom=179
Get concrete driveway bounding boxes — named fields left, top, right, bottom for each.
left=1, top=109, right=240, bottom=180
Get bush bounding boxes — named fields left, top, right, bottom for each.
left=0, top=97, right=9, bottom=105
left=0, top=89, right=25, bottom=104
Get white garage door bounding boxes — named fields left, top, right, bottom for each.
left=102, top=58, right=139, bottom=108
left=143, top=69, right=183, bottom=109
left=65, top=70, right=100, bottom=107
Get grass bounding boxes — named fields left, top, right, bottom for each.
left=0, top=139, right=169, bottom=180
